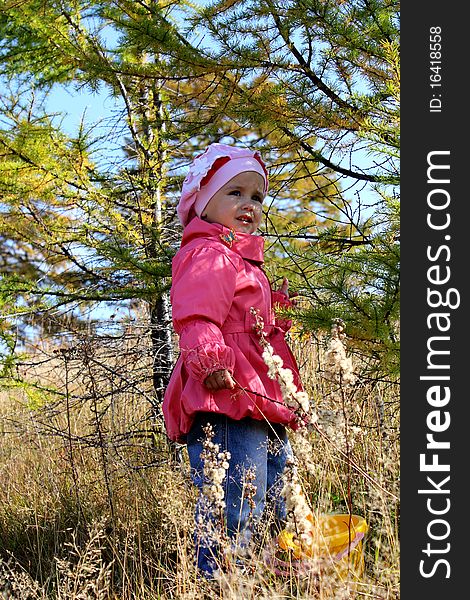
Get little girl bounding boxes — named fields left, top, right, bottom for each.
left=162, top=142, right=304, bottom=577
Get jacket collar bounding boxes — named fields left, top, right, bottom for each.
left=181, top=217, right=265, bottom=264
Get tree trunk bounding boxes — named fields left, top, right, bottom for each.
left=150, top=292, right=174, bottom=408
left=137, top=60, right=176, bottom=436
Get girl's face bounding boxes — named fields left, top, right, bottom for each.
left=201, top=171, right=265, bottom=234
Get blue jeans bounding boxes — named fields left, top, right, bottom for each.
left=186, top=412, right=293, bottom=577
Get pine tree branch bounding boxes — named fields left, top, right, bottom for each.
left=265, top=0, right=361, bottom=118
left=148, top=10, right=383, bottom=184
left=262, top=232, right=372, bottom=246
left=277, top=127, right=382, bottom=182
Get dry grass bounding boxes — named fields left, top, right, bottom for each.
left=0, top=327, right=399, bottom=599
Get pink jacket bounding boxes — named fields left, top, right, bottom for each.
left=162, top=217, right=302, bottom=443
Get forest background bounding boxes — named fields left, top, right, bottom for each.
left=0, top=1, right=400, bottom=598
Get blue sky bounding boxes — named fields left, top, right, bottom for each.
left=46, top=84, right=115, bottom=134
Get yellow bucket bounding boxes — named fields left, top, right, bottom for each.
left=277, top=513, right=368, bottom=579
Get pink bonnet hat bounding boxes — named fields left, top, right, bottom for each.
left=177, top=143, right=269, bottom=226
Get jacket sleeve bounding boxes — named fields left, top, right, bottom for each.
left=171, top=246, right=238, bottom=383
left=272, top=290, right=293, bottom=333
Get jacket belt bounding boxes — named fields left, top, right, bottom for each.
left=221, top=320, right=276, bottom=335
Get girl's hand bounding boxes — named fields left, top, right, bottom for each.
left=204, top=369, right=236, bottom=391
left=277, top=277, right=298, bottom=305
